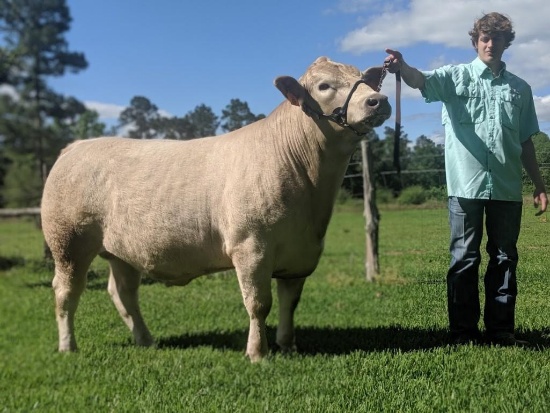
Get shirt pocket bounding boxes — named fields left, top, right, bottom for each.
left=454, top=83, right=485, bottom=124
left=501, top=89, right=521, bottom=131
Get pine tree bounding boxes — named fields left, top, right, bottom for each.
left=0, top=0, right=88, bottom=203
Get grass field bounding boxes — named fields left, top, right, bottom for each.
left=1, top=203, right=549, bottom=412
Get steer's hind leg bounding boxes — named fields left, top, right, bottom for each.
left=52, top=251, right=96, bottom=352
left=276, top=277, right=306, bottom=353
left=106, top=257, right=154, bottom=347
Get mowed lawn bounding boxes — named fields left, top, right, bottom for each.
left=0, top=203, right=549, bottom=412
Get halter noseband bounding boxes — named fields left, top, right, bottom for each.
left=304, top=79, right=371, bottom=136
left=300, top=63, right=401, bottom=174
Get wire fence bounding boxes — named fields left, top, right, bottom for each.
left=3, top=164, right=550, bottom=218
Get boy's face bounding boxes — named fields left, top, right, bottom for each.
left=476, top=32, right=506, bottom=66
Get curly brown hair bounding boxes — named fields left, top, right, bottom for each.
left=469, top=12, right=515, bottom=49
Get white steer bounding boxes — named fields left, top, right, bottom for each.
left=41, top=57, right=391, bottom=361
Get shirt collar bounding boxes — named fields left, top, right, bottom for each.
left=472, top=57, right=507, bottom=79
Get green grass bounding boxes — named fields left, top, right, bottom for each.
left=1, top=205, right=549, bottom=412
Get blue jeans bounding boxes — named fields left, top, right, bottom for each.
left=447, top=197, right=522, bottom=337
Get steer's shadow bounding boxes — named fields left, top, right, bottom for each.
left=157, top=326, right=550, bottom=354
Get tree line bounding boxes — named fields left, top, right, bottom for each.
left=2, top=0, right=550, bottom=208
left=117, top=96, right=265, bottom=140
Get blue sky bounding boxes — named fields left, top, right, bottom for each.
left=49, top=0, right=550, bottom=144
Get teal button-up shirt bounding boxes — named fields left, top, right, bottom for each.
left=421, top=57, right=539, bottom=201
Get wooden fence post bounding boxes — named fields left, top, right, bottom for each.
left=361, top=140, right=380, bottom=281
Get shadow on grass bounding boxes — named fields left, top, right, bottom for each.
left=25, top=270, right=162, bottom=289
left=0, top=255, right=26, bottom=271
left=157, top=325, right=550, bottom=355
left=23, top=268, right=105, bottom=289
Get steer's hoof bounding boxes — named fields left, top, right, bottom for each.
left=58, top=344, right=77, bottom=353
left=275, top=341, right=297, bottom=354
left=247, top=353, right=265, bottom=363
left=58, top=338, right=77, bottom=352
left=246, top=350, right=269, bottom=363
left=135, top=336, right=155, bottom=348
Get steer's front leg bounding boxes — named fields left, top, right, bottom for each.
left=276, top=277, right=306, bottom=352
left=234, top=252, right=273, bottom=362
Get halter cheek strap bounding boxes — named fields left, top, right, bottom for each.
left=300, top=62, right=402, bottom=174
left=303, top=79, right=372, bottom=136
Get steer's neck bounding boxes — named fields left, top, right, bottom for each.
left=309, top=143, right=355, bottom=233
left=269, top=102, right=359, bottom=234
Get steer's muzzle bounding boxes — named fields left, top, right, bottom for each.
left=364, top=93, right=391, bottom=127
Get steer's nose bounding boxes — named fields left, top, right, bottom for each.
left=367, top=98, right=379, bottom=107
left=366, top=92, right=390, bottom=114
left=366, top=92, right=388, bottom=108
left=364, top=93, right=391, bottom=125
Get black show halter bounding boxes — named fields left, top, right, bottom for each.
left=304, top=78, right=374, bottom=137
left=303, top=63, right=402, bottom=173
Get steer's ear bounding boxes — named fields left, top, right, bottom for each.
left=362, top=66, right=384, bottom=91
left=274, top=76, right=306, bottom=107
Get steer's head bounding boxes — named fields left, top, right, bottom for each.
left=275, top=56, right=391, bottom=137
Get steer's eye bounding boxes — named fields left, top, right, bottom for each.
left=318, top=83, right=331, bottom=91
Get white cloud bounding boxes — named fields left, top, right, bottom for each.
left=534, top=95, right=550, bottom=123
left=84, top=100, right=173, bottom=121
left=507, top=38, right=550, bottom=90
left=158, top=109, right=173, bottom=118
left=378, top=73, right=423, bottom=99
left=339, top=0, right=550, bottom=53
left=428, top=132, right=445, bottom=146
left=83, top=101, right=174, bottom=138
left=84, top=101, right=125, bottom=120
left=0, top=84, right=18, bottom=99
left=337, top=0, right=550, bottom=93
left=339, top=0, right=477, bottom=53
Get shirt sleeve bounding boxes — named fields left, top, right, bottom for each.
left=519, top=84, right=540, bottom=143
left=420, top=66, right=454, bottom=103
